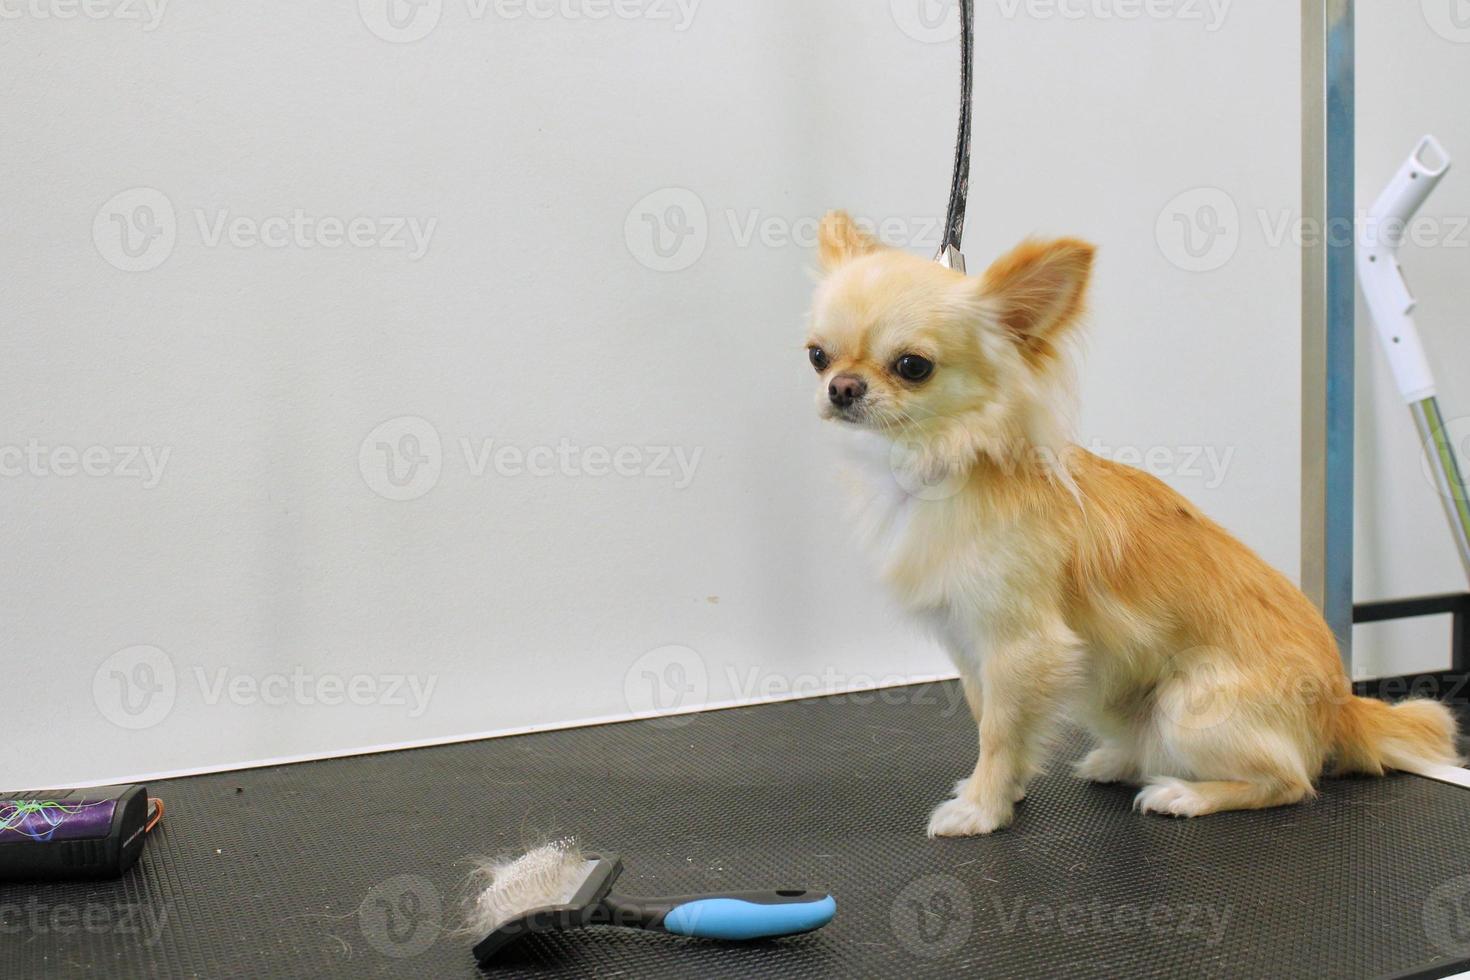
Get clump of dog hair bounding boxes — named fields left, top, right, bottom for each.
left=463, top=838, right=587, bottom=937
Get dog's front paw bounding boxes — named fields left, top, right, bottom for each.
left=1074, top=746, right=1138, bottom=785
left=926, top=796, right=1013, bottom=837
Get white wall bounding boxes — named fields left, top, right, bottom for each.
left=1353, top=4, right=1470, bottom=678
left=2, top=0, right=1312, bottom=788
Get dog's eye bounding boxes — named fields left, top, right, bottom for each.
left=808, top=346, right=830, bottom=372
left=895, top=354, right=934, bottom=382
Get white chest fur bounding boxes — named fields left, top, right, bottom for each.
left=833, top=429, right=1037, bottom=629
left=834, top=429, right=924, bottom=565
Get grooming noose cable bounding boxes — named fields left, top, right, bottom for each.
left=936, top=0, right=974, bottom=272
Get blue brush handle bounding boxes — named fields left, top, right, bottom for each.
left=662, top=893, right=837, bottom=940
left=597, top=889, right=836, bottom=941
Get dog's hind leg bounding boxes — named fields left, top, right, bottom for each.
left=1133, top=662, right=1319, bottom=818
left=1134, top=775, right=1311, bottom=817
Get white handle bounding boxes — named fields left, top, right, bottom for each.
left=1358, top=135, right=1451, bottom=403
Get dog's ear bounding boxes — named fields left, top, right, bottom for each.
left=818, top=210, right=880, bottom=272
left=978, top=238, right=1095, bottom=368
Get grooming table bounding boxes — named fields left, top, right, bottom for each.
left=4, top=682, right=1469, bottom=979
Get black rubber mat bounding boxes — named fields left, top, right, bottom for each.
left=5, top=681, right=1470, bottom=979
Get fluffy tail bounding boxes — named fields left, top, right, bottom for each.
left=1333, top=696, right=1462, bottom=776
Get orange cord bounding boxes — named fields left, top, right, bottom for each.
left=144, top=798, right=165, bottom=833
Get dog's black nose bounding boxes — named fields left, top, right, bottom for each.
left=828, top=374, right=867, bottom=408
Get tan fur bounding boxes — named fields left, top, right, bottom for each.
left=807, top=210, right=1462, bottom=836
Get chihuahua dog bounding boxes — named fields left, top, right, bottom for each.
left=807, top=210, right=1460, bottom=837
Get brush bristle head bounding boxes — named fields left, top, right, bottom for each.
left=466, top=838, right=592, bottom=936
